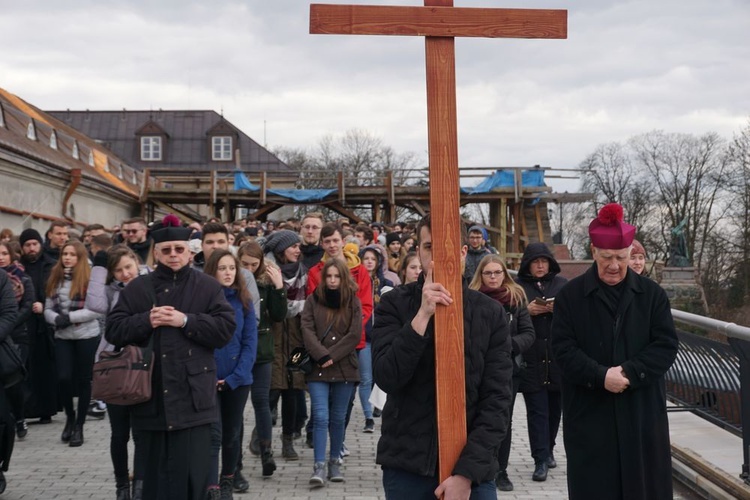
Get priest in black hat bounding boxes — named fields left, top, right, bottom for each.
left=106, top=215, right=236, bottom=499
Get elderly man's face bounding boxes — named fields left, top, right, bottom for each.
left=592, top=245, right=631, bottom=286
left=154, top=241, right=191, bottom=271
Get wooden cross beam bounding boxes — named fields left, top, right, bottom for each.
left=311, top=1, right=566, bottom=483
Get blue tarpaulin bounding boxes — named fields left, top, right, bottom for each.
left=469, top=169, right=546, bottom=194
left=233, top=171, right=337, bottom=202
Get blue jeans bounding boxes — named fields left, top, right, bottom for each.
left=358, top=343, right=373, bottom=419
left=382, top=468, right=497, bottom=500
left=308, top=381, right=355, bottom=463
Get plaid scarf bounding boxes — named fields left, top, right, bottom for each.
left=1, top=262, right=25, bottom=303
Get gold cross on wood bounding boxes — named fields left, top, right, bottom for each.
left=310, top=1, right=567, bottom=484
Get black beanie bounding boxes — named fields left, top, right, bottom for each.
left=386, top=232, right=401, bottom=246
left=19, top=228, right=43, bottom=246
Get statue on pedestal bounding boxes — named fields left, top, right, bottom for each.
left=669, top=218, right=690, bottom=268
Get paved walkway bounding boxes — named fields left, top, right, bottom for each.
left=2, top=395, right=735, bottom=499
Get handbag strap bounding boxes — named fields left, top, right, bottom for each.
left=141, top=273, right=157, bottom=358
left=320, top=321, right=335, bottom=343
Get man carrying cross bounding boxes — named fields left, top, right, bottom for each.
left=372, top=214, right=512, bottom=499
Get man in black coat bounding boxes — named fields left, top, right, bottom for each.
left=18, top=229, right=58, bottom=422
left=515, top=241, right=568, bottom=481
left=372, top=214, right=513, bottom=499
left=106, top=216, right=236, bottom=500
left=550, top=204, right=678, bottom=500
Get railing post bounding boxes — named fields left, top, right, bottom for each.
left=728, top=337, right=750, bottom=484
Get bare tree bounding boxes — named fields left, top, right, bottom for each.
left=724, top=118, right=750, bottom=305
left=629, top=130, right=728, bottom=270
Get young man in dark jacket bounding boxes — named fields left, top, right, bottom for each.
left=372, top=214, right=513, bottom=499
left=515, top=241, right=568, bottom=481
left=106, top=216, right=236, bottom=499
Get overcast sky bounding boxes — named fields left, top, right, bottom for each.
left=1, top=0, right=748, bottom=193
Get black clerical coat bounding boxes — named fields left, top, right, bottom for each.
left=550, top=265, right=678, bottom=500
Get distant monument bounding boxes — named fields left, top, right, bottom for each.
left=660, top=217, right=707, bottom=315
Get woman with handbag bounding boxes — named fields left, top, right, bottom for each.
left=0, top=242, right=35, bottom=440
left=203, top=249, right=257, bottom=500
left=262, top=230, right=307, bottom=461
left=85, top=244, right=148, bottom=500
left=237, top=241, right=287, bottom=477
left=44, top=241, right=102, bottom=448
left=469, top=254, right=536, bottom=492
left=0, top=269, right=20, bottom=495
left=301, top=259, right=361, bottom=487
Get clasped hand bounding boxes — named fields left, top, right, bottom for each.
left=604, top=366, right=630, bottom=393
left=411, top=264, right=453, bottom=336
left=149, top=305, right=186, bottom=328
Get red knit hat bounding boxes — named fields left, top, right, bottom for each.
left=588, top=203, right=636, bottom=249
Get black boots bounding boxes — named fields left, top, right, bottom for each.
left=116, top=483, right=131, bottom=500
left=532, top=460, right=549, bottom=481
left=281, top=434, right=298, bottom=460
left=132, top=479, right=143, bottom=500
left=495, top=470, right=514, bottom=491
left=260, top=441, right=277, bottom=477
left=61, top=415, right=75, bottom=442
left=69, top=425, right=84, bottom=447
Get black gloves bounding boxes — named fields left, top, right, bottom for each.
left=92, top=250, right=108, bottom=268
left=55, top=314, right=72, bottom=329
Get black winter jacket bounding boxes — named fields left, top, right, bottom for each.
left=516, top=242, right=568, bottom=393
left=372, top=276, right=513, bottom=484
left=106, top=265, right=235, bottom=431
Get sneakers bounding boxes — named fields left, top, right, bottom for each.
left=339, top=442, right=350, bottom=459
left=309, top=462, right=326, bottom=487
left=232, top=470, right=249, bottom=492
left=363, top=418, right=375, bottom=433
left=495, top=470, right=514, bottom=491
left=87, top=400, right=106, bottom=419
left=16, top=420, right=28, bottom=439
left=327, top=459, right=344, bottom=482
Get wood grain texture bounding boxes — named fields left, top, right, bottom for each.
left=424, top=34, right=467, bottom=484
left=310, top=4, right=567, bottom=39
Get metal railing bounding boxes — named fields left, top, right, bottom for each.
left=668, top=308, right=750, bottom=483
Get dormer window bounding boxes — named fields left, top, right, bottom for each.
left=72, top=142, right=80, bottom=159
left=212, top=136, right=232, bottom=161
left=50, top=130, right=58, bottom=150
left=0, top=105, right=5, bottom=127
left=88, top=151, right=95, bottom=167
left=141, top=136, right=162, bottom=161
left=27, top=121, right=37, bottom=140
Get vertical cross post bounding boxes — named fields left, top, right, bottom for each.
left=310, top=1, right=567, bottom=482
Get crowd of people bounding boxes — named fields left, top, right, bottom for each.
left=0, top=204, right=677, bottom=500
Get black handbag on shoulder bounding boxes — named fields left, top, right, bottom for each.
left=0, top=336, right=26, bottom=389
left=286, top=322, right=334, bottom=375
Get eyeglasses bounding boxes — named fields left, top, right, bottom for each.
left=124, top=229, right=140, bottom=234
left=159, top=246, right=187, bottom=255
left=481, top=270, right=504, bottom=277
left=302, top=225, right=321, bottom=231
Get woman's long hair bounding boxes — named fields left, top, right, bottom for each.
left=398, top=251, right=420, bottom=284
left=469, top=254, right=528, bottom=307
left=238, top=240, right=266, bottom=280
left=204, top=249, right=251, bottom=311
left=46, top=241, right=90, bottom=299
left=314, top=258, right=358, bottom=326
left=105, top=244, right=142, bottom=285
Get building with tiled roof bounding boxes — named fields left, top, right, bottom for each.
left=0, top=88, right=142, bottom=233
left=48, top=109, right=292, bottom=174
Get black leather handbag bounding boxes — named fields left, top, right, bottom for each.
left=286, top=322, right=334, bottom=375
left=0, top=336, right=26, bottom=388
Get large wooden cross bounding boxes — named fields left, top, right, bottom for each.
left=311, top=1, right=566, bottom=483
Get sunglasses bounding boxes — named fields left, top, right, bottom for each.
left=159, top=246, right=187, bottom=255
left=124, top=229, right=140, bottom=234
